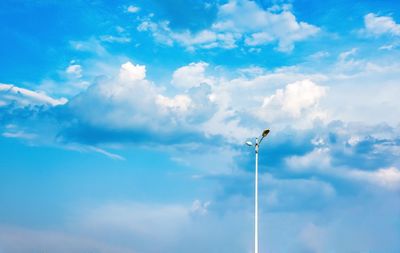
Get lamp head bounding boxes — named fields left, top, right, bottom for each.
left=262, top=129, right=270, bottom=138
left=245, top=141, right=253, bottom=146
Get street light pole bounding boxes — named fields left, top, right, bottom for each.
left=255, top=137, right=259, bottom=253
left=247, top=129, right=270, bottom=253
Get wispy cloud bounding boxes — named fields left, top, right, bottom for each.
left=137, top=0, right=319, bottom=52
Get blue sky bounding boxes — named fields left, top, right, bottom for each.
left=1, top=0, right=400, bottom=252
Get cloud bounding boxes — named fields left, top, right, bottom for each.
left=363, top=13, right=400, bottom=37
left=99, top=35, right=131, bottom=43
left=285, top=147, right=331, bottom=172
left=324, top=55, right=400, bottom=125
left=66, top=64, right=83, bottom=78
left=213, top=0, right=319, bottom=52
left=190, top=200, right=211, bottom=216
left=2, top=130, right=36, bottom=140
left=0, top=61, right=219, bottom=152
left=172, top=62, right=212, bottom=89
left=0, top=225, right=135, bottom=253
left=2, top=189, right=399, bottom=253
left=308, top=51, right=330, bottom=61
left=70, top=38, right=107, bottom=55
left=258, top=79, right=328, bottom=128
left=126, top=5, right=140, bottom=14
left=286, top=149, right=400, bottom=191
left=100, top=25, right=132, bottom=44
left=2, top=55, right=400, bottom=172
left=347, top=166, right=400, bottom=190
left=65, top=61, right=216, bottom=138
left=282, top=121, right=400, bottom=191
left=338, top=48, right=358, bottom=62
left=119, top=61, right=146, bottom=81
left=0, top=83, right=67, bottom=107
left=74, top=200, right=252, bottom=253
left=2, top=3, right=400, bottom=252
left=137, top=0, right=319, bottom=52
left=88, top=146, right=125, bottom=160
left=137, top=20, right=236, bottom=50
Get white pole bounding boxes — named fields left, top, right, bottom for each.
left=255, top=137, right=259, bottom=253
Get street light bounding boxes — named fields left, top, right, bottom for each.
left=246, top=128, right=270, bottom=253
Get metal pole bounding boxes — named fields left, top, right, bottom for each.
left=255, top=137, right=259, bottom=253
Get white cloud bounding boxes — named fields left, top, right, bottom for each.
left=347, top=167, right=400, bottom=190
left=137, top=0, right=319, bottom=52
left=66, top=64, right=83, bottom=78
left=213, top=0, right=319, bottom=52
left=263, top=79, right=327, bottom=117
left=100, top=25, right=131, bottom=44
left=199, top=69, right=328, bottom=141
left=244, top=32, right=274, bottom=46
left=363, top=13, right=400, bottom=37
left=2, top=131, right=36, bottom=140
left=4, top=55, right=400, bottom=159
left=88, top=146, right=125, bottom=160
left=137, top=21, right=236, bottom=50
left=190, top=200, right=211, bottom=216
left=156, top=94, right=191, bottom=113
left=39, top=78, right=91, bottom=97
left=119, top=61, right=146, bottom=81
left=137, top=20, right=173, bottom=46
left=258, top=79, right=328, bottom=128
left=67, top=61, right=215, bottom=134
left=172, top=62, right=212, bottom=89
left=379, top=42, right=399, bottom=50
left=70, top=38, right=106, bottom=55
left=0, top=83, right=68, bottom=107
left=99, top=35, right=131, bottom=43
left=308, top=51, right=330, bottom=60
left=285, top=138, right=400, bottom=191
left=338, top=48, right=358, bottom=62
left=286, top=148, right=331, bottom=172
left=324, top=55, right=400, bottom=125
left=127, top=5, right=140, bottom=13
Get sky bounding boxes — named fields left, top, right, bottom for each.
left=0, top=0, right=400, bottom=252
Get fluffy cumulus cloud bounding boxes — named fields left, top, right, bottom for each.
left=213, top=0, right=319, bottom=51
left=65, top=61, right=217, bottom=139
left=172, top=62, right=212, bottom=89
left=363, top=13, right=400, bottom=37
left=259, top=79, right=327, bottom=127
left=137, top=0, right=319, bottom=52
left=0, top=61, right=218, bottom=147
left=119, top=61, right=146, bottom=80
